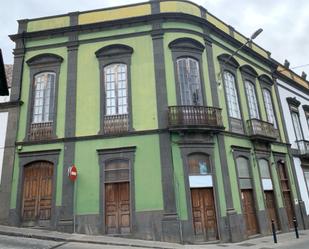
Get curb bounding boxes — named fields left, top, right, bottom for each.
left=0, top=229, right=178, bottom=249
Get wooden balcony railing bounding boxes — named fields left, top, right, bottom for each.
left=103, top=114, right=129, bottom=135
left=29, top=122, right=53, bottom=141
left=168, top=106, right=224, bottom=131
left=247, top=119, right=278, bottom=141
left=296, top=140, right=309, bottom=158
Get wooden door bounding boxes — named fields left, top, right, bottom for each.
left=191, top=188, right=218, bottom=241
left=105, top=182, right=130, bottom=234
left=265, top=191, right=280, bottom=231
left=22, top=161, right=53, bottom=223
left=241, top=189, right=259, bottom=236
left=277, top=163, right=294, bottom=228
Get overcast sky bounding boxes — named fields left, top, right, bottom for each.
left=0, top=0, right=308, bottom=75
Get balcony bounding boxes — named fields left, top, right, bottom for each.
left=247, top=119, right=278, bottom=142
left=296, top=140, right=309, bottom=159
left=29, top=122, right=53, bottom=141
left=168, top=106, right=224, bottom=132
left=103, top=114, right=129, bottom=135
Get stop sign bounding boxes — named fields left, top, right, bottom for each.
left=68, top=165, right=77, bottom=181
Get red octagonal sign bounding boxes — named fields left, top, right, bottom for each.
left=68, top=165, right=77, bottom=181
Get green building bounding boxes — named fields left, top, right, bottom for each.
left=0, top=0, right=306, bottom=243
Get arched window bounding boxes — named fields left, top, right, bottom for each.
left=104, top=64, right=128, bottom=116
left=262, top=88, right=277, bottom=128
left=236, top=157, right=252, bottom=189
left=188, top=153, right=211, bottom=175
left=32, top=72, right=56, bottom=124
left=245, top=80, right=259, bottom=119
left=258, top=159, right=273, bottom=191
left=176, top=57, right=202, bottom=106
left=224, top=71, right=241, bottom=119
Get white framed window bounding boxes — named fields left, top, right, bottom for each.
left=245, top=81, right=259, bottom=119
left=236, top=157, right=252, bottom=189
left=104, top=64, right=128, bottom=116
left=291, top=112, right=303, bottom=141
left=304, top=170, right=309, bottom=194
left=262, top=88, right=277, bottom=128
left=224, top=71, right=241, bottom=119
left=32, top=72, right=56, bottom=124
left=177, top=57, right=202, bottom=106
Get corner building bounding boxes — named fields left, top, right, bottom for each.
left=0, top=0, right=305, bottom=243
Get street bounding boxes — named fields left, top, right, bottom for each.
left=1, top=233, right=309, bottom=249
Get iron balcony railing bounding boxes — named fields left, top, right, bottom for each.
left=29, top=122, right=53, bottom=141
left=247, top=119, right=278, bottom=141
left=103, top=114, right=129, bottom=135
left=168, top=105, right=224, bottom=130
left=296, top=140, right=309, bottom=156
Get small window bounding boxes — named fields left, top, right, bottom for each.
left=304, top=170, right=309, bottom=194
left=236, top=157, right=252, bottom=189
left=259, top=159, right=271, bottom=178
left=188, top=154, right=211, bottom=175
left=177, top=58, right=202, bottom=106
left=104, top=159, right=129, bottom=183
left=224, top=71, right=241, bottom=119
left=245, top=80, right=259, bottom=119
left=263, top=88, right=277, bottom=128
left=104, top=64, right=128, bottom=116
left=32, top=72, right=56, bottom=124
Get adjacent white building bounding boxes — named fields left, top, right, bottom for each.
left=276, top=65, right=309, bottom=226
left=0, top=64, right=12, bottom=184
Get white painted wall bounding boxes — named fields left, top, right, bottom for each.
left=0, top=112, right=8, bottom=184
left=277, top=80, right=309, bottom=149
left=294, top=157, right=309, bottom=214
left=277, top=79, right=309, bottom=215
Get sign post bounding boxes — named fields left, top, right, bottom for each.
left=68, top=165, right=78, bottom=233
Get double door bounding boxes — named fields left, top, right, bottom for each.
left=264, top=191, right=280, bottom=231
left=241, top=189, right=259, bottom=236
left=191, top=188, right=218, bottom=241
left=105, top=182, right=130, bottom=234
left=21, top=161, right=53, bottom=225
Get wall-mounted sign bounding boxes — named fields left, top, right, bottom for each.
left=68, top=165, right=77, bottom=181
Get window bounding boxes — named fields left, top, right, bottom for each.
left=236, top=157, right=252, bottom=189
left=26, top=53, right=63, bottom=141
left=291, top=112, right=303, bottom=141
left=32, top=72, right=56, bottom=124
left=105, top=159, right=129, bottom=183
left=104, top=64, right=128, bottom=116
left=188, top=154, right=211, bottom=175
left=96, top=44, right=133, bottom=134
left=262, top=88, right=277, bottom=128
left=258, top=159, right=273, bottom=191
left=177, top=58, right=202, bottom=106
left=224, top=71, right=241, bottom=119
left=245, top=81, right=259, bottom=119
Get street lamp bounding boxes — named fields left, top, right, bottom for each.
left=217, top=28, right=263, bottom=85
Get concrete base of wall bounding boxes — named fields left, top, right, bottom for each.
left=227, top=209, right=246, bottom=242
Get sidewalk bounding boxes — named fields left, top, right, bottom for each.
left=0, top=225, right=308, bottom=249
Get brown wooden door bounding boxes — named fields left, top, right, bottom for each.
left=105, top=182, right=130, bottom=234
left=277, top=162, right=295, bottom=228
left=265, top=191, right=280, bottom=231
left=22, top=161, right=53, bottom=223
left=191, top=188, right=218, bottom=241
left=241, top=189, right=259, bottom=236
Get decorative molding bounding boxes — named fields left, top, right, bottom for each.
left=258, top=74, right=273, bottom=86
left=239, top=64, right=258, bottom=78
left=168, top=37, right=205, bottom=54
left=26, top=53, right=63, bottom=66
left=286, top=97, right=301, bottom=108
left=217, top=53, right=240, bottom=69
left=95, top=44, right=133, bottom=59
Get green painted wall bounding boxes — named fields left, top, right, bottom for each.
left=162, top=22, right=204, bottom=33
left=26, top=37, right=68, bottom=48
left=76, top=35, right=158, bottom=137
left=78, top=25, right=152, bottom=41
left=17, top=48, right=68, bottom=142
left=74, top=134, right=163, bottom=214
